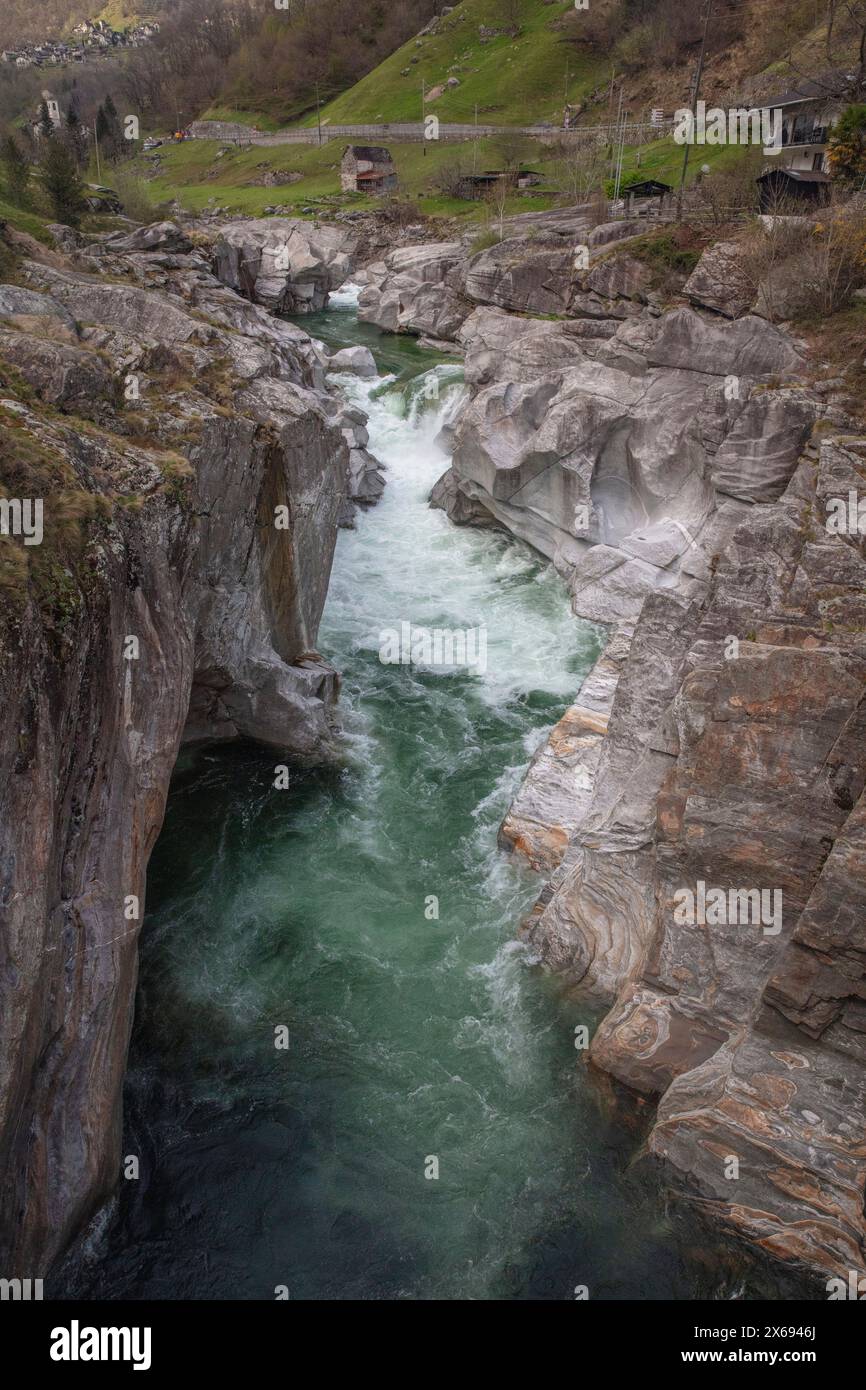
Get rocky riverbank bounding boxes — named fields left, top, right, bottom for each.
left=359, top=214, right=866, bottom=1286
left=0, top=217, right=379, bottom=1276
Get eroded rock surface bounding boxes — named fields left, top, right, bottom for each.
left=0, top=221, right=359, bottom=1277
left=209, top=217, right=355, bottom=314
left=417, top=213, right=866, bottom=1285
left=521, top=435, right=866, bottom=1284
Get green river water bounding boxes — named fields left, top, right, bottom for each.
left=54, top=286, right=798, bottom=1301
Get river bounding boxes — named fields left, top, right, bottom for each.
left=53, top=286, right=791, bottom=1301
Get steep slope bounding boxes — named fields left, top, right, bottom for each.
left=302, top=0, right=604, bottom=128
left=0, top=219, right=360, bottom=1275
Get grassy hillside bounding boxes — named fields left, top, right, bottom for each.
left=0, top=195, right=51, bottom=243
left=138, top=133, right=561, bottom=218
left=201, top=0, right=845, bottom=133
left=304, top=0, right=603, bottom=128
left=136, top=123, right=751, bottom=221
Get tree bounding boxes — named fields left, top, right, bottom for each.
left=64, top=106, right=86, bottom=167
left=432, top=156, right=466, bottom=198
left=1, top=135, right=32, bottom=209
left=38, top=100, right=55, bottom=142
left=554, top=136, right=608, bottom=208
left=690, top=148, right=764, bottom=226
left=828, top=104, right=866, bottom=187
left=40, top=138, right=87, bottom=228
left=97, top=93, right=123, bottom=161
left=95, top=102, right=110, bottom=158
left=484, top=175, right=509, bottom=243
left=493, top=130, right=531, bottom=173
left=826, top=2, right=866, bottom=95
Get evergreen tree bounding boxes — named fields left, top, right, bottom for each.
left=40, top=139, right=87, bottom=228
left=38, top=100, right=55, bottom=142
left=1, top=136, right=32, bottom=209
left=102, top=93, right=123, bottom=161
left=95, top=101, right=109, bottom=155
left=64, top=107, right=85, bottom=167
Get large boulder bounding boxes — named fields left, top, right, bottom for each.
left=103, top=220, right=193, bottom=255
left=462, top=234, right=575, bottom=315
left=0, top=330, right=116, bottom=416
left=683, top=240, right=753, bottom=318
left=458, top=305, right=615, bottom=386
left=710, top=389, right=820, bottom=502
left=0, top=283, right=78, bottom=340
left=609, top=305, right=806, bottom=377
left=358, top=242, right=468, bottom=340
left=327, top=345, right=377, bottom=378
left=211, top=218, right=355, bottom=314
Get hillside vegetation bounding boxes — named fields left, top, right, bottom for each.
left=298, top=0, right=602, bottom=127
left=206, top=0, right=856, bottom=132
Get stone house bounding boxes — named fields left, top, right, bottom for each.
left=341, top=146, right=397, bottom=195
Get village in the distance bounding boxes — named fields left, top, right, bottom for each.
left=1, top=17, right=159, bottom=73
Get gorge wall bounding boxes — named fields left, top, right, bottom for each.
left=3, top=201, right=864, bottom=1291
left=0, top=218, right=365, bottom=1276
left=358, top=216, right=866, bottom=1285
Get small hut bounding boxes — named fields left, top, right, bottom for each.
left=756, top=167, right=831, bottom=211
left=341, top=146, right=397, bottom=194
left=622, top=178, right=672, bottom=214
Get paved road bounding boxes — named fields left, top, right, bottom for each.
left=188, top=118, right=671, bottom=147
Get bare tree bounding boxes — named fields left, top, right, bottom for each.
left=553, top=135, right=607, bottom=208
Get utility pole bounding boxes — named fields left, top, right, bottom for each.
left=422, top=78, right=426, bottom=155
left=610, top=83, right=623, bottom=197
left=473, top=102, right=478, bottom=173
left=607, top=64, right=615, bottom=143
left=316, top=81, right=322, bottom=146
left=613, top=91, right=627, bottom=205
left=94, top=126, right=101, bottom=180
left=678, top=0, right=713, bottom=216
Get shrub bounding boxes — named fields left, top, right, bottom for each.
left=722, top=202, right=866, bottom=322
left=109, top=168, right=165, bottom=223
left=470, top=228, right=501, bottom=254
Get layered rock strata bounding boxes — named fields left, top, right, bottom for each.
left=0, top=219, right=357, bottom=1275
left=417, top=216, right=866, bottom=1284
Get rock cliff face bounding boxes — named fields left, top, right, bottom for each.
left=418, top=218, right=866, bottom=1285
left=526, top=434, right=866, bottom=1284
left=208, top=217, right=355, bottom=315
left=0, top=221, right=354, bottom=1276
